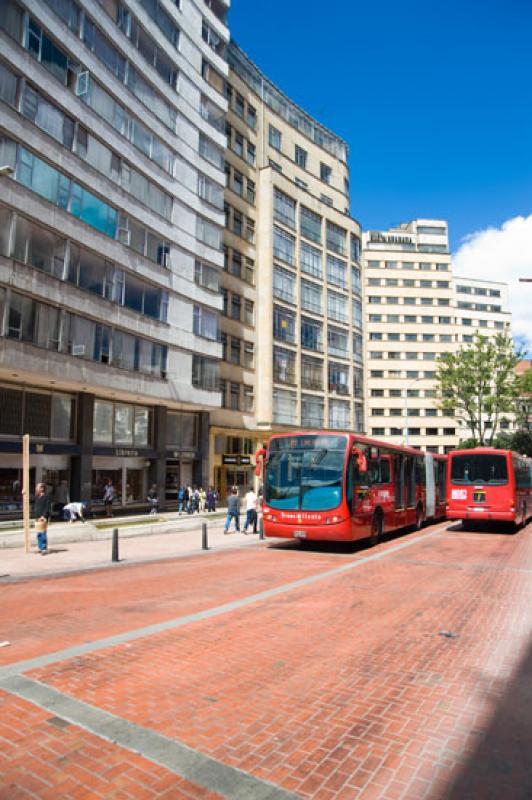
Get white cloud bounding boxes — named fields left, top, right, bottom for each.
left=452, top=215, right=532, bottom=355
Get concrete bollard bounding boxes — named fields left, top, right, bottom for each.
left=112, top=527, right=119, bottom=562
left=259, top=516, right=264, bottom=540
left=202, top=522, right=208, bottom=550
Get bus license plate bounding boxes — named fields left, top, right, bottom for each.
left=472, top=507, right=484, bottom=513
left=294, top=530, right=307, bottom=538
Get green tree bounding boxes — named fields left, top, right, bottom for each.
left=436, top=332, right=520, bottom=446
left=520, top=368, right=532, bottom=394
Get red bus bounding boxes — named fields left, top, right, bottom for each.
left=446, top=447, right=532, bottom=528
left=259, top=432, right=447, bottom=544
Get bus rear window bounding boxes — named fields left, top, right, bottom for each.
left=450, top=454, right=508, bottom=485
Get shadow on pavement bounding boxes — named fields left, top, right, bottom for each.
left=443, top=635, right=532, bottom=799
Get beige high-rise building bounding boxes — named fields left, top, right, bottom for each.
left=209, top=42, right=363, bottom=495
left=363, top=220, right=512, bottom=453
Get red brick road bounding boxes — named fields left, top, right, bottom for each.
left=1, top=521, right=531, bottom=799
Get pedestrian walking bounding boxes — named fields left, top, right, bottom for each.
left=63, top=501, right=87, bottom=523
left=223, top=486, right=240, bottom=534
left=206, top=486, right=216, bottom=512
left=187, top=485, right=194, bottom=514
left=243, top=486, right=258, bottom=534
left=103, top=479, right=115, bottom=517
left=191, top=488, right=200, bottom=514
left=147, top=484, right=159, bottom=515
left=177, top=486, right=188, bottom=515
left=33, top=482, right=53, bottom=554
left=199, top=487, right=206, bottom=512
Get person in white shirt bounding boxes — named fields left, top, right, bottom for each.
left=243, top=487, right=258, bottom=534
left=63, top=501, right=87, bottom=523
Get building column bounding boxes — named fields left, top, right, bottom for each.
left=195, top=411, right=210, bottom=489
left=71, top=392, right=94, bottom=504
left=149, top=405, right=167, bottom=512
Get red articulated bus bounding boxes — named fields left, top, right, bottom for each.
left=258, top=432, right=447, bottom=545
left=446, top=447, right=532, bottom=529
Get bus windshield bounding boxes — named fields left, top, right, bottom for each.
left=450, top=453, right=508, bottom=485
left=265, top=435, right=347, bottom=510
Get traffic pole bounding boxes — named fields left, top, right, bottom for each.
left=202, top=522, right=208, bottom=550
left=112, top=527, right=119, bottom=562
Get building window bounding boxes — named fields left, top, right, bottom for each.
left=327, top=291, right=348, bottom=323
left=301, top=317, right=323, bottom=351
left=300, top=241, right=322, bottom=278
left=273, top=188, right=296, bottom=228
left=243, top=385, right=254, bottom=411
left=273, top=266, right=296, bottom=304
left=273, top=389, right=296, bottom=425
left=230, top=383, right=240, bottom=410
left=244, top=341, right=254, bottom=369
left=247, top=104, right=256, bottom=129
left=301, top=395, right=323, bottom=428
left=233, top=131, right=244, bottom=157
left=230, top=336, right=242, bottom=367
left=194, top=259, right=220, bottom=292
left=326, top=255, right=347, bottom=288
left=320, top=162, right=332, bottom=184
left=329, top=362, right=349, bottom=395
left=301, top=279, right=322, bottom=315
left=268, top=124, right=282, bottom=150
left=273, top=305, right=296, bottom=343
left=326, top=222, right=346, bottom=256
left=295, top=144, right=307, bottom=169
left=273, top=347, right=296, bottom=384
left=273, top=226, right=295, bottom=265
left=301, top=355, right=323, bottom=390
left=300, top=206, right=322, bottom=244
left=329, top=399, right=349, bottom=429
left=192, top=356, right=219, bottom=391
left=193, top=305, right=218, bottom=340
left=231, top=294, right=241, bottom=321
left=328, top=327, right=348, bottom=358
left=244, top=299, right=254, bottom=326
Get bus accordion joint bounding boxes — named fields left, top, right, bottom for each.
left=255, top=447, right=267, bottom=477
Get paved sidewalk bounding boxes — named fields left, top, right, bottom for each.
left=0, top=518, right=263, bottom=580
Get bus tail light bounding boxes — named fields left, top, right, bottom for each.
left=325, top=516, right=340, bottom=524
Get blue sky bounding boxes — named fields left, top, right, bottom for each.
left=229, top=0, right=532, bottom=253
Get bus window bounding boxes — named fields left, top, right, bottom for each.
left=394, top=455, right=404, bottom=508
left=405, top=456, right=416, bottom=507
left=451, top=453, right=508, bottom=485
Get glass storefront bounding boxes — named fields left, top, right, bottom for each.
left=92, top=458, right=149, bottom=507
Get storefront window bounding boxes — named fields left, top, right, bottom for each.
left=114, top=404, right=133, bottom=444
left=92, top=469, right=121, bottom=502
left=93, top=400, right=113, bottom=443
left=126, top=468, right=143, bottom=502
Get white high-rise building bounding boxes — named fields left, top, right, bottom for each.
left=363, top=219, right=512, bottom=453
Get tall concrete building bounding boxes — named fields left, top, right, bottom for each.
left=0, top=0, right=229, bottom=513
left=209, top=42, right=364, bottom=494
left=363, top=220, right=512, bottom=453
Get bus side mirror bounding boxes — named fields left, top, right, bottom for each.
left=352, top=446, right=367, bottom=473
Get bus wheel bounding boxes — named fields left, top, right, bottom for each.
left=415, top=505, right=424, bottom=531
left=370, top=511, right=383, bottom=546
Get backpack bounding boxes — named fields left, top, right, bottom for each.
left=178, top=488, right=185, bottom=501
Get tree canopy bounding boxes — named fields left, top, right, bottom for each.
left=435, top=332, right=520, bottom=446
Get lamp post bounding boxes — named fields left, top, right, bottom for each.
left=404, top=377, right=423, bottom=447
